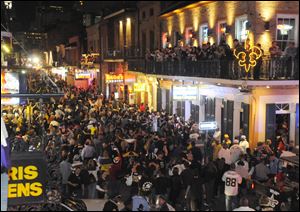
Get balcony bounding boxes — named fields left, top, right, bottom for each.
left=127, top=57, right=299, bottom=80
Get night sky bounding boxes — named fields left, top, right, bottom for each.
left=12, top=1, right=136, bottom=31
left=13, top=1, right=76, bottom=31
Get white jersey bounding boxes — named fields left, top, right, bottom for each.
left=222, top=171, right=242, bottom=196
left=218, top=147, right=231, bottom=165
left=235, top=160, right=249, bottom=179
left=230, top=145, right=244, bottom=163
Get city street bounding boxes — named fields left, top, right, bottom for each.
left=1, top=1, right=299, bottom=211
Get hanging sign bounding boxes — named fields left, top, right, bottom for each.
left=173, top=86, right=198, bottom=100
left=7, top=152, right=47, bottom=206
left=199, top=121, right=218, bottom=130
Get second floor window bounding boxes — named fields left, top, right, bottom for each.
left=199, top=24, right=208, bottom=45
left=142, top=11, right=146, bottom=20
left=276, top=14, right=298, bottom=51
left=149, top=8, right=154, bottom=16
left=235, top=15, right=248, bottom=42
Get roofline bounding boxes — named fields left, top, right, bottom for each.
left=104, top=9, right=126, bottom=20
left=160, top=1, right=214, bottom=18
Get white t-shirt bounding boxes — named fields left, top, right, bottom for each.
left=233, top=206, right=255, bottom=211
left=222, top=171, right=242, bottom=196
left=218, top=147, right=231, bottom=165
left=230, top=145, right=244, bottom=163
left=239, top=140, right=249, bottom=153
left=235, top=160, right=249, bottom=179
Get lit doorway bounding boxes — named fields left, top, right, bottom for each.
left=276, top=113, right=290, bottom=144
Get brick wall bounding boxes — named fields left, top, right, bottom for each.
left=160, top=1, right=299, bottom=52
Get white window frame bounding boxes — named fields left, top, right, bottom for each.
left=217, top=20, right=227, bottom=45
left=276, top=14, right=299, bottom=47
left=235, top=14, right=248, bottom=42
left=199, top=23, right=208, bottom=46
left=185, top=27, right=193, bottom=45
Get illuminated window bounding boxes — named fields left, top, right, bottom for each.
left=199, top=23, right=208, bottom=46
left=162, top=32, right=168, bottom=48
left=235, top=15, right=248, bottom=42
left=185, top=27, right=193, bottom=45
left=217, top=20, right=227, bottom=44
left=276, top=14, right=298, bottom=50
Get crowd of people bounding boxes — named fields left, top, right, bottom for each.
left=2, top=76, right=299, bottom=211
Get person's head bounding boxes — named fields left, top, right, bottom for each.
left=234, top=39, right=239, bottom=46
left=230, top=163, right=236, bottom=170
left=257, top=43, right=262, bottom=48
left=224, top=134, right=229, bottom=140
left=272, top=41, right=277, bottom=47
left=239, top=197, right=249, bottom=207
left=172, top=167, right=179, bottom=176
left=75, top=166, right=81, bottom=176
left=265, top=139, right=272, bottom=146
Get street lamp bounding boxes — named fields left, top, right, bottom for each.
left=1, top=44, right=10, bottom=53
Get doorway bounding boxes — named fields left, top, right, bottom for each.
left=276, top=113, right=290, bottom=144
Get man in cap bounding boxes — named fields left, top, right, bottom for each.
left=223, top=134, right=232, bottom=147
left=239, top=135, right=249, bottom=154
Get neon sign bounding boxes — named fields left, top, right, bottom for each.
left=277, top=24, right=293, bottom=35
left=233, top=33, right=262, bottom=73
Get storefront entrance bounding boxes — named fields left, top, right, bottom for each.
left=276, top=113, right=290, bottom=144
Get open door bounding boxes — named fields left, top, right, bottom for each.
left=265, top=104, right=276, bottom=143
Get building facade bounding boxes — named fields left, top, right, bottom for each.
left=160, top=1, right=299, bottom=52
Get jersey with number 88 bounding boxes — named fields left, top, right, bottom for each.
left=222, top=171, right=242, bottom=196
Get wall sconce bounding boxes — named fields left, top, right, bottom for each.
left=246, top=22, right=251, bottom=30
left=264, top=21, right=270, bottom=31
left=225, top=25, right=231, bottom=34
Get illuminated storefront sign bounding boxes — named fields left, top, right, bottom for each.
left=75, top=72, right=90, bottom=79
left=80, top=53, right=99, bottom=65
left=199, top=121, right=218, bottom=130
left=173, top=86, right=198, bottom=100
left=133, top=83, right=146, bottom=92
left=105, top=74, right=124, bottom=83
left=1, top=72, right=19, bottom=94
left=8, top=152, right=47, bottom=206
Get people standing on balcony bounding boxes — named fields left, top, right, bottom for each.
left=233, top=39, right=245, bottom=79
left=283, top=42, right=297, bottom=79
left=253, top=43, right=264, bottom=80
left=269, top=41, right=282, bottom=79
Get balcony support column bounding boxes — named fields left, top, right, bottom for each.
left=233, top=101, right=242, bottom=139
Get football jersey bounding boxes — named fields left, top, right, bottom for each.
left=222, top=171, right=242, bottom=196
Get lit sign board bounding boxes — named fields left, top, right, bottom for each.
left=105, top=74, right=123, bottom=83
left=199, top=121, right=218, bottom=130
left=134, top=83, right=146, bottom=92
left=173, top=86, right=198, bottom=100
left=75, top=72, right=90, bottom=79
left=1, top=72, right=19, bottom=94
left=1, top=98, right=20, bottom=105
left=8, top=152, right=47, bottom=206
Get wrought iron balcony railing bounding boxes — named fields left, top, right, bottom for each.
left=127, top=57, right=299, bottom=80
